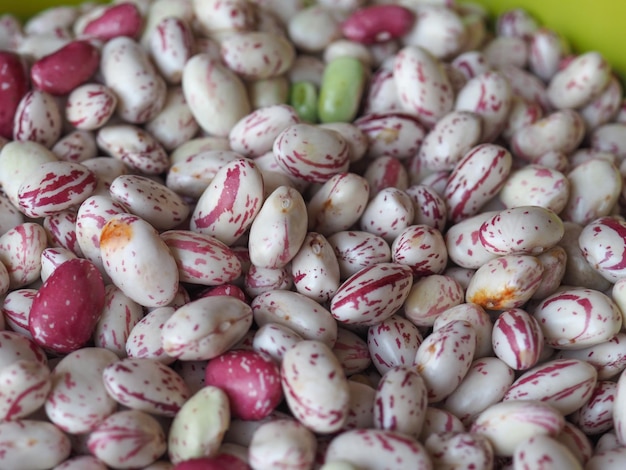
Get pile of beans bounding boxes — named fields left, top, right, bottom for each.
left=2, top=0, right=626, bottom=468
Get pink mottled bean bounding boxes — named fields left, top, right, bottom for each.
left=501, top=96, right=544, bottom=143
left=405, top=184, right=447, bottom=232
left=0, top=359, right=50, bottom=422
left=327, top=230, right=391, bottom=280
left=425, top=432, right=494, bottom=470
left=13, top=90, right=63, bottom=148
left=579, top=216, right=626, bottom=283
left=40, top=247, right=78, bottom=283
left=248, top=419, right=317, bottom=470
left=332, top=327, right=371, bottom=376
left=43, top=210, right=83, bottom=256
left=244, top=265, right=292, bottom=298
left=52, top=130, right=98, bottom=163
left=359, top=187, right=414, bottom=243
left=571, top=380, right=616, bottom=435
left=252, top=323, right=302, bottom=363
left=433, top=302, right=493, bottom=359
left=556, top=332, right=626, bottom=380
left=367, top=314, right=423, bottom=376
left=291, top=232, right=340, bottom=303
left=149, top=17, right=194, bottom=84
left=145, top=87, right=199, bottom=152
left=126, top=307, right=175, bottom=364
left=362, top=156, right=409, bottom=198
left=97, top=125, right=169, bottom=175
left=81, top=3, right=143, bottom=40
left=0, top=420, right=71, bottom=469
left=391, top=224, right=447, bottom=276
left=1, top=289, right=36, bottom=338
left=0, top=223, right=48, bottom=289
left=354, top=113, right=426, bottom=160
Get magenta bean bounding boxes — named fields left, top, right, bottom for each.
left=342, top=5, right=414, bottom=44
left=29, top=258, right=105, bottom=354
left=205, top=349, right=282, bottom=421
left=30, top=40, right=100, bottom=95
left=82, top=2, right=143, bottom=41
left=0, top=51, right=29, bottom=140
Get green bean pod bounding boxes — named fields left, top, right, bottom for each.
left=289, top=81, right=319, bottom=123
left=318, top=56, right=366, bottom=123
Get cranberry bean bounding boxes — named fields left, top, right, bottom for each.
left=402, top=4, right=466, bottom=60
left=0, top=223, right=48, bottom=289
left=342, top=5, right=414, bottom=44
left=499, top=165, right=570, bottom=213
left=391, top=224, right=447, bottom=276
left=97, top=125, right=169, bottom=175
left=571, top=380, right=616, bottom=435
left=145, top=87, right=199, bottom=152
left=425, top=432, right=494, bottom=470
left=367, top=314, right=422, bottom=376
left=492, top=308, right=544, bottom=371
left=149, top=17, right=194, bottom=85
left=13, top=90, right=63, bottom=148
left=404, top=274, right=464, bottom=327
left=433, top=303, right=493, bottom=359
left=248, top=419, right=317, bottom=470
left=0, top=359, right=50, bottom=422
left=528, top=27, right=566, bottom=82
left=556, top=332, right=626, bottom=380
left=0, top=420, right=71, bottom=469
left=359, top=187, right=414, bottom=243
left=94, top=285, right=143, bottom=357
left=65, top=84, right=118, bottom=131
left=2, top=289, right=36, bottom=338
left=513, top=435, right=582, bottom=469
left=0, top=52, right=30, bottom=140
left=355, top=113, right=426, bottom=161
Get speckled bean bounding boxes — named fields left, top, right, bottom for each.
left=359, top=187, right=414, bottom=243
left=149, top=17, right=194, bottom=84
left=354, top=112, right=426, bottom=161
left=65, top=83, right=118, bottom=131
left=492, top=308, right=544, bottom=370
left=499, top=165, right=570, bottom=213
left=556, top=332, right=626, bottom=380
left=391, top=224, right=447, bottom=276
left=97, top=125, right=169, bottom=175
left=425, top=432, right=494, bottom=470
left=432, top=302, right=493, bottom=359
left=0, top=222, right=47, bottom=289
left=248, top=419, right=317, bottom=470
left=13, top=90, right=63, bottom=148
left=94, top=285, right=144, bottom=357
left=0, top=420, right=71, bottom=470
left=403, top=274, right=464, bottom=327
left=144, top=87, right=199, bottom=152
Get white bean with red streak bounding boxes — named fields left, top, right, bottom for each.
left=404, top=274, right=464, bottom=327
left=433, top=302, right=493, bottom=358
left=466, top=254, right=544, bottom=310
left=291, top=232, right=340, bottom=303
left=149, top=16, right=194, bottom=84
left=182, top=53, right=250, bottom=137
left=332, top=327, right=371, bottom=376
left=190, top=159, right=266, bottom=246
left=0, top=192, right=23, bottom=236
left=511, top=110, right=585, bottom=163
left=252, top=289, right=337, bottom=347
left=100, top=213, right=179, bottom=308
left=1, top=288, right=36, bottom=337
left=533, top=287, right=623, bottom=350
left=425, top=432, right=494, bottom=470
left=471, top=400, right=564, bottom=457
left=478, top=206, right=565, bottom=255
left=326, top=428, right=433, bottom=470
left=455, top=71, right=513, bottom=142
left=126, top=307, right=175, bottom=364
left=444, top=143, right=513, bottom=223
left=248, top=185, right=308, bottom=269
left=343, top=380, right=376, bottom=431
left=556, top=421, right=593, bottom=465
left=505, top=358, right=596, bottom=412
left=0, top=141, right=58, bottom=208
left=17, top=161, right=96, bottom=218
left=393, top=45, right=454, bottom=128
left=571, top=380, right=616, bottom=435
left=414, top=320, right=476, bottom=403
left=444, top=210, right=499, bottom=269
left=579, top=216, right=626, bottom=283
left=244, top=265, right=292, bottom=297
left=87, top=410, right=166, bottom=468
left=405, top=184, right=447, bottom=232
left=498, top=64, right=550, bottom=108
left=248, top=419, right=317, bottom=470
left=330, top=262, right=413, bottom=326
left=359, top=187, right=414, bottom=243
left=492, top=308, right=544, bottom=371
left=0, top=359, right=50, bottom=422
left=591, top=122, right=626, bottom=159
left=354, top=113, right=426, bottom=161
left=528, top=28, right=564, bottom=82
left=499, top=165, right=570, bottom=214
left=318, top=122, right=368, bottom=163
left=442, top=357, right=515, bottom=426
left=273, top=123, right=349, bottom=184
left=100, top=36, right=167, bottom=124
left=363, top=156, right=409, bottom=198
left=418, top=111, right=482, bottom=171
left=307, top=173, right=370, bottom=236
left=555, top=332, right=626, bottom=380
left=13, top=90, right=62, bottom=149
left=364, top=67, right=403, bottom=115
left=252, top=323, right=303, bottom=363
left=103, top=357, right=190, bottom=417
left=97, top=124, right=169, bottom=175
left=52, top=129, right=97, bottom=163
left=374, top=366, right=427, bottom=438
left=391, top=224, right=447, bottom=277
left=94, top=284, right=144, bottom=358
left=221, top=31, right=295, bottom=80
left=45, top=348, right=118, bottom=434
left=65, top=83, right=118, bottom=131
left=161, top=230, right=241, bottom=286
left=580, top=76, right=623, bottom=130
left=229, top=104, right=300, bottom=159
left=52, top=455, right=108, bottom=470
left=513, top=435, right=582, bottom=470
left=501, top=96, right=544, bottom=144
left=109, top=175, right=189, bottom=231
left=43, top=210, right=83, bottom=257
left=367, top=314, right=423, bottom=376
left=547, top=51, right=611, bottom=109
left=81, top=157, right=128, bottom=197
left=281, top=340, right=349, bottom=434
left=0, top=420, right=71, bottom=470
left=144, top=87, right=199, bottom=152
left=161, top=296, right=252, bottom=361
left=328, top=230, right=391, bottom=280
left=0, top=222, right=47, bottom=289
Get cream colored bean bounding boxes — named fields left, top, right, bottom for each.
left=0, top=420, right=71, bottom=470
left=145, top=87, right=199, bottom=152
